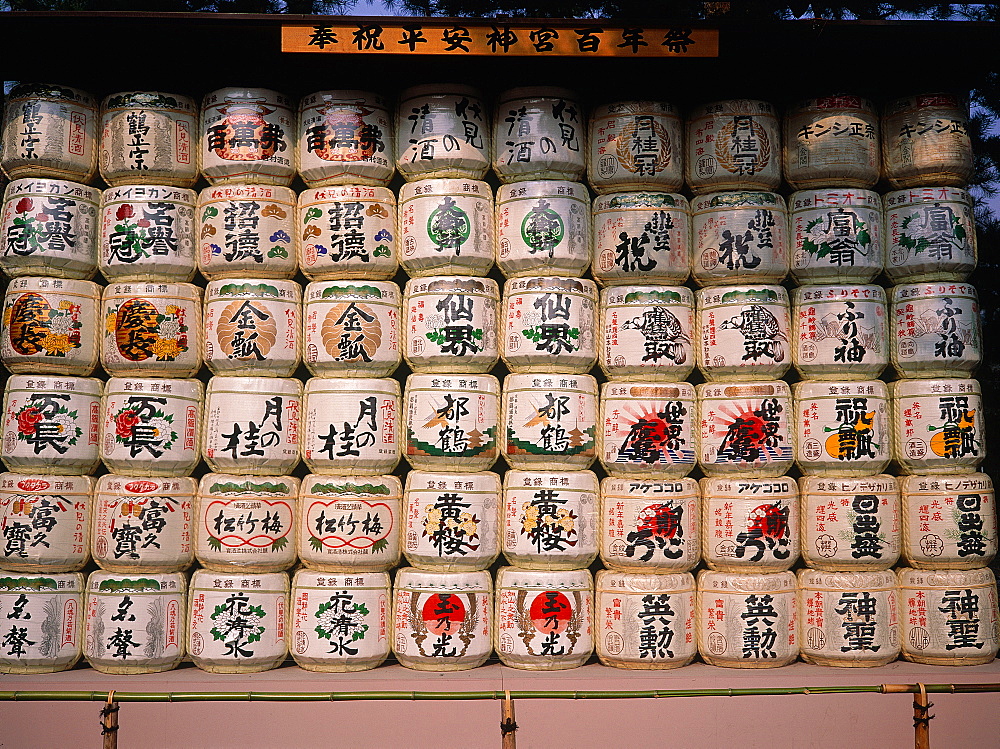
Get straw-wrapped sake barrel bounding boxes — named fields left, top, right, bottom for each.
left=197, top=184, right=298, bottom=280
left=696, top=381, right=794, bottom=478
left=783, top=95, right=880, bottom=189
left=1, top=83, right=98, bottom=183
left=0, top=178, right=101, bottom=279
left=100, top=377, right=202, bottom=477
left=392, top=568, right=492, bottom=671
left=100, top=91, right=199, bottom=188
left=697, top=570, right=798, bottom=668
left=501, top=374, right=598, bottom=471
left=890, top=283, right=981, bottom=379
left=884, top=187, right=977, bottom=283
left=797, top=569, right=899, bottom=667
left=188, top=569, right=289, bottom=673
left=696, top=285, right=791, bottom=381
left=290, top=569, right=390, bottom=672
left=0, top=473, right=92, bottom=572
left=0, top=573, right=83, bottom=674
left=298, top=89, right=395, bottom=188
left=588, top=101, right=684, bottom=194
left=789, top=188, right=883, bottom=284
left=302, top=377, right=400, bottom=476
left=84, top=571, right=185, bottom=674
left=900, top=473, right=996, bottom=570
left=502, top=469, right=598, bottom=570
left=599, top=477, right=700, bottom=573
left=296, top=474, right=401, bottom=572
left=303, top=279, right=401, bottom=378
left=493, top=87, right=585, bottom=183
left=890, top=378, right=985, bottom=474
left=791, top=284, right=888, bottom=381
left=685, top=100, right=781, bottom=193
left=599, top=285, right=695, bottom=381
left=403, top=470, right=500, bottom=571
left=898, top=566, right=998, bottom=666
left=799, top=475, right=900, bottom=572
left=495, top=567, right=593, bottom=670
left=1, top=276, right=101, bottom=376
left=700, top=477, right=798, bottom=572
left=595, top=570, right=696, bottom=669
left=195, top=474, right=298, bottom=573
left=496, top=180, right=590, bottom=278
left=1, top=375, right=102, bottom=476
left=395, top=84, right=490, bottom=181
left=882, top=94, right=974, bottom=189
left=91, top=476, right=195, bottom=574
left=101, top=282, right=203, bottom=378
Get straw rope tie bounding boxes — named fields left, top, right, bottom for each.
left=100, top=691, right=119, bottom=736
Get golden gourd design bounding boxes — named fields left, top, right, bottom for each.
left=321, top=302, right=380, bottom=361
left=216, top=299, right=277, bottom=360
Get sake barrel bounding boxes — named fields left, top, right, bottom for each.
left=793, top=380, right=890, bottom=477
left=599, top=381, right=696, bottom=479
left=496, top=180, right=590, bottom=278
left=696, top=285, right=791, bottom=381
left=398, top=178, right=494, bottom=277
left=298, top=89, right=395, bottom=188
left=901, top=473, right=996, bottom=570
left=195, top=474, right=298, bottom=572
left=691, top=192, right=789, bottom=286
left=501, top=276, right=598, bottom=374
left=101, top=282, right=202, bottom=378
left=1, top=375, right=101, bottom=476
left=600, top=477, right=700, bottom=573
left=0, top=572, right=83, bottom=673
left=1, top=276, right=101, bottom=376
left=0, top=178, right=101, bottom=279
left=199, top=87, right=295, bottom=186
left=789, top=188, right=883, bottom=284
left=203, top=279, right=301, bottom=377
left=883, top=94, right=974, bottom=189
left=685, top=100, right=781, bottom=194
left=898, top=566, right=999, bottom=666
left=890, top=283, right=981, bottom=378
left=502, top=469, right=598, bottom=570
left=403, top=276, right=499, bottom=374
left=493, top=87, right=585, bottom=183
left=783, top=95, right=880, bottom=190
left=392, top=568, right=491, bottom=671
left=797, top=569, right=899, bottom=667
left=891, top=378, right=985, bottom=474
left=700, top=477, right=798, bottom=572
left=92, top=476, right=194, bottom=574
left=595, top=570, right=696, bottom=669
left=203, top=377, right=301, bottom=475
left=0, top=473, right=92, bottom=572
left=84, top=571, right=185, bottom=674
left=197, top=184, right=298, bottom=279
left=697, top=570, right=797, bottom=668
left=100, top=377, right=202, bottom=476
left=591, top=192, right=690, bottom=287
left=302, top=377, right=400, bottom=476
left=884, top=187, right=977, bottom=283
left=791, top=284, right=888, bottom=380
left=290, top=569, right=390, bottom=672
left=588, top=101, right=684, bottom=194
left=403, top=374, right=499, bottom=472
left=1, top=83, right=98, bottom=183
left=403, top=470, right=500, bottom=571
left=599, top=285, right=695, bottom=381
left=99, top=184, right=197, bottom=282
left=495, top=567, right=593, bottom=670
left=298, top=185, right=398, bottom=281
left=303, top=279, right=401, bottom=378
left=799, top=475, right=900, bottom=572
left=99, top=91, right=199, bottom=188
left=395, top=84, right=490, bottom=181
left=501, top=374, right=598, bottom=471
left=297, top=474, right=402, bottom=572
left=188, top=569, right=289, bottom=673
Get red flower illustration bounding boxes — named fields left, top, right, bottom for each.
left=16, top=407, right=43, bottom=435
left=115, top=409, right=140, bottom=439
left=116, top=204, right=134, bottom=221
left=14, top=197, right=33, bottom=214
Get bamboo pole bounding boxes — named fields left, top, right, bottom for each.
left=501, top=690, right=517, bottom=749
left=100, top=691, right=118, bottom=749
left=913, top=683, right=932, bottom=749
